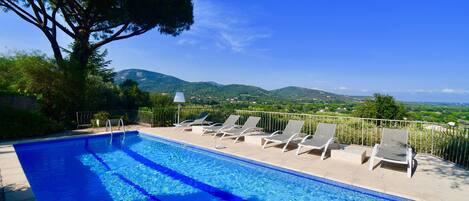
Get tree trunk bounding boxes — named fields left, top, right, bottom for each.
left=66, top=33, right=92, bottom=113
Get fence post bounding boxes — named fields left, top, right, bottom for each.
left=76, top=112, right=79, bottom=128
left=431, top=129, right=434, bottom=155
left=361, top=119, right=364, bottom=146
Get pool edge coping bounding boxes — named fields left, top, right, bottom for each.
left=0, top=131, right=128, bottom=201
left=0, top=145, right=35, bottom=201
left=138, top=132, right=416, bottom=201
left=6, top=130, right=417, bottom=201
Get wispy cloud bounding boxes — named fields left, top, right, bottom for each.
left=176, top=38, right=199, bottom=46
left=369, top=88, right=469, bottom=94
left=441, top=88, right=469, bottom=94
left=177, top=0, right=271, bottom=53
left=441, top=88, right=455, bottom=93
left=338, top=86, right=348, bottom=90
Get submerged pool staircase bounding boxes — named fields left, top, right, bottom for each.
left=105, top=118, right=127, bottom=145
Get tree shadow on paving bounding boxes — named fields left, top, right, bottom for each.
left=2, top=183, right=34, bottom=201
left=416, top=154, right=469, bottom=190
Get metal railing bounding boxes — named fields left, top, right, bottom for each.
left=233, top=110, right=469, bottom=168
left=76, top=107, right=469, bottom=168
left=75, top=110, right=152, bottom=128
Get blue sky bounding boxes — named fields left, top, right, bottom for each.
left=1, top=0, right=469, bottom=103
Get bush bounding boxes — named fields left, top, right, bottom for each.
left=353, top=93, right=407, bottom=120
left=0, top=107, right=63, bottom=140
left=91, top=111, right=110, bottom=127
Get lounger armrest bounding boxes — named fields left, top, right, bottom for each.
left=218, top=125, right=235, bottom=132
left=180, top=119, right=194, bottom=124
left=241, top=127, right=263, bottom=135
left=325, top=137, right=334, bottom=146
left=207, top=123, right=223, bottom=127
left=300, top=135, right=312, bottom=143
left=287, top=133, right=300, bottom=141
left=268, top=130, right=282, bottom=137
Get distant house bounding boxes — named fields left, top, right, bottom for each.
left=424, top=124, right=447, bottom=132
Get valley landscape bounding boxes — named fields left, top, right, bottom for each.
left=117, top=69, right=469, bottom=124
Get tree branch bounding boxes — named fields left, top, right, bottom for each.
left=90, top=23, right=125, bottom=32
left=50, top=1, right=61, bottom=38
left=26, top=0, right=44, bottom=25
left=2, top=0, right=40, bottom=27
left=91, top=26, right=150, bottom=50
left=37, top=0, right=49, bottom=26
left=59, top=6, right=80, bottom=34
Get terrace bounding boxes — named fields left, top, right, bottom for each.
left=1, top=107, right=469, bottom=200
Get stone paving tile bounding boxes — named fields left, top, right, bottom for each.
left=0, top=145, right=35, bottom=201
left=0, top=168, right=24, bottom=177
left=1, top=127, right=468, bottom=201
left=141, top=127, right=469, bottom=201
left=0, top=159, right=21, bottom=171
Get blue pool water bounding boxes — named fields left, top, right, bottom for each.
left=14, top=131, right=410, bottom=201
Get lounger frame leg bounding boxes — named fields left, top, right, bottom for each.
left=282, top=143, right=288, bottom=152
left=262, top=140, right=269, bottom=149
left=369, top=144, right=378, bottom=171
left=281, top=134, right=299, bottom=153
left=407, top=147, right=413, bottom=178
left=296, top=145, right=303, bottom=155
left=234, top=136, right=241, bottom=143
left=320, top=148, right=326, bottom=160
left=220, top=133, right=227, bottom=140
left=320, top=138, right=334, bottom=160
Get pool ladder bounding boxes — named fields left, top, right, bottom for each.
left=105, top=118, right=127, bottom=145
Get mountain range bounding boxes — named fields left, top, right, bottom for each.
left=115, top=69, right=358, bottom=103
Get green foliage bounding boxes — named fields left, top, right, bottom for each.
left=83, top=74, right=121, bottom=111
left=353, top=94, right=407, bottom=120
left=1, top=0, right=194, bottom=118
left=0, top=52, right=153, bottom=138
left=91, top=111, right=111, bottom=127
left=406, top=103, right=469, bottom=123
left=0, top=107, right=63, bottom=140
left=120, top=79, right=150, bottom=109
left=87, top=49, right=116, bottom=83
left=0, top=52, right=72, bottom=121
left=149, top=93, right=173, bottom=107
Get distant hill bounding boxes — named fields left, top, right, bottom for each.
left=271, top=86, right=350, bottom=101
left=115, top=69, right=355, bottom=103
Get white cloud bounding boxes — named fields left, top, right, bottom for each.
left=442, top=88, right=456, bottom=93
left=378, top=88, right=469, bottom=94
left=177, top=38, right=198, bottom=45
left=338, top=86, right=348, bottom=90
left=177, top=0, right=271, bottom=53
left=440, top=88, right=469, bottom=94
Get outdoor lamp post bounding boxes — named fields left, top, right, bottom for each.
left=173, top=92, right=185, bottom=124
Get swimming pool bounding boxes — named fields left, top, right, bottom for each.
left=14, top=131, right=410, bottom=201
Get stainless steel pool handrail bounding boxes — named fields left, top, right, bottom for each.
left=105, top=119, right=113, bottom=145
left=118, top=119, right=127, bottom=143
left=106, top=118, right=127, bottom=145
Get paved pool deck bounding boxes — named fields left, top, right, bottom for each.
left=140, top=127, right=469, bottom=201
left=1, top=126, right=468, bottom=201
left=0, top=125, right=144, bottom=201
